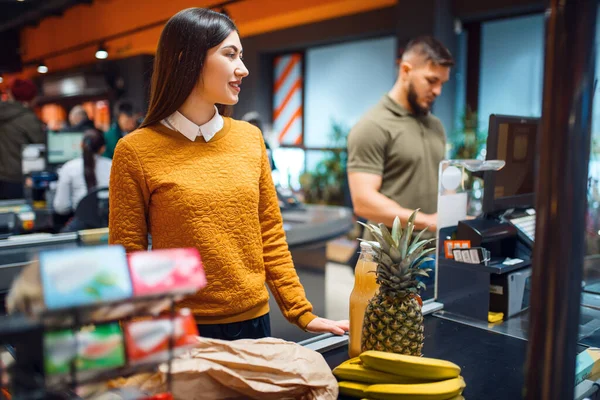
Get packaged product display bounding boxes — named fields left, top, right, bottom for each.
left=128, top=248, right=206, bottom=296
left=39, top=246, right=132, bottom=310
left=76, top=323, right=126, bottom=373
left=44, top=323, right=126, bottom=376
left=124, top=309, right=199, bottom=365
left=44, top=329, right=76, bottom=376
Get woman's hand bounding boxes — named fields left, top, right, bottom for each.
left=306, top=317, right=349, bottom=335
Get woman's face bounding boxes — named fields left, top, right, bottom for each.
left=199, top=30, right=249, bottom=105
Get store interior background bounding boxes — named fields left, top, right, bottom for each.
left=1, top=0, right=600, bottom=325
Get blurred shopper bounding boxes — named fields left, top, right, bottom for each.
left=347, top=36, right=454, bottom=237
left=103, top=100, right=140, bottom=159
left=109, top=8, right=348, bottom=340
left=0, top=79, right=45, bottom=199
left=67, top=105, right=95, bottom=131
left=53, top=128, right=112, bottom=231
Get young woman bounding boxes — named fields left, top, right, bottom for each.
left=53, top=128, right=112, bottom=231
left=109, top=8, right=348, bottom=340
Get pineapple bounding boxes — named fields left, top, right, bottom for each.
left=358, top=209, right=435, bottom=356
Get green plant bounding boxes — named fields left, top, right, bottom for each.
left=450, top=106, right=486, bottom=160
left=299, top=120, right=348, bottom=205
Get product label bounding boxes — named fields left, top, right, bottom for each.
left=490, top=285, right=504, bottom=295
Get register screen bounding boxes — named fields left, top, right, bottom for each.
left=47, top=131, right=84, bottom=165
left=493, top=122, right=537, bottom=199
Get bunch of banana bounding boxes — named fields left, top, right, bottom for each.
left=334, top=351, right=466, bottom=400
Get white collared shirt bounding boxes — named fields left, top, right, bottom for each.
left=161, top=106, right=224, bottom=142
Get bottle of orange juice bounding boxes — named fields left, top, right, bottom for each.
left=348, top=242, right=379, bottom=358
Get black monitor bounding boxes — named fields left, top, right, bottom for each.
left=483, top=114, right=539, bottom=214
left=46, top=131, right=84, bottom=166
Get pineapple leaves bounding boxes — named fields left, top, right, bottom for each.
left=412, top=269, right=431, bottom=278
left=389, top=245, right=403, bottom=264
left=378, top=223, right=397, bottom=250
left=391, top=216, right=402, bottom=247
left=356, top=211, right=436, bottom=298
left=410, top=225, right=430, bottom=248
left=412, top=256, right=435, bottom=270
left=358, top=220, right=382, bottom=236
left=400, top=209, right=419, bottom=259
left=357, top=239, right=381, bottom=250
left=360, top=224, right=390, bottom=254
left=408, top=238, right=436, bottom=257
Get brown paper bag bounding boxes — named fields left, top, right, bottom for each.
left=111, top=337, right=338, bottom=400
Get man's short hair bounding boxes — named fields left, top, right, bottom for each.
left=114, top=100, right=135, bottom=117
left=69, top=105, right=89, bottom=121
left=10, top=79, right=37, bottom=103
left=401, top=36, right=454, bottom=67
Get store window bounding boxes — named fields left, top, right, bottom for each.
left=304, top=36, right=397, bottom=148
left=271, top=36, right=397, bottom=193
left=478, top=14, right=545, bottom=132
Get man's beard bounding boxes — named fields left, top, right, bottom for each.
left=407, top=82, right=431, bottom=117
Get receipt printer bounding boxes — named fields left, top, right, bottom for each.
left=456, top=219, right=518, bottom=261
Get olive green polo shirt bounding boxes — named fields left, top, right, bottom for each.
left=347, top=94, right=446, bottom=219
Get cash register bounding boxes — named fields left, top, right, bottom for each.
left=482, top=115, right=539, bottom=318
left=439, top=114, right=539, bottom=320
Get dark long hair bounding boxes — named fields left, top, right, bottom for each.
left=140, top=8, right=237, bottom=129
left=82, top=128, right=106, bottom=191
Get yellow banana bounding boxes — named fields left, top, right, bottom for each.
left=334, top=362, right=428, bottom=384
left=360, top=351, right=461, bottom=380
left=340, top=356, right=363, bottom=366
left=364, top=376, right=466, bottom=400
left=338, top=381, right=369, bottom=398
left=363, top=396, right=464, bottom=400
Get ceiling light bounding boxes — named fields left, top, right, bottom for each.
left=37, top=62, right=48, bottom=74
left=95, top=44, right=108, bottom=60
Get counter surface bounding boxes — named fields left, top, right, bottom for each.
left=316, top=316, right=527, bottom=400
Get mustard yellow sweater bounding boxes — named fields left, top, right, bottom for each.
left=108, top=117, right=317, bottom=329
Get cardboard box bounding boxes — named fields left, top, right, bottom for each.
left=575, top=348, right=600, bottom=386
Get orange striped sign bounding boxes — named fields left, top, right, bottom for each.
left=273, top=53, right=303, bottom=145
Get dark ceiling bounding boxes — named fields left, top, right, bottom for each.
left=0, top=0, right=92, bottom=34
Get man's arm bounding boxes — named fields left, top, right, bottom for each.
left=348, top=171, right=437, bottom=231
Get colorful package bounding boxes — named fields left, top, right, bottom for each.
left=76, top=323, right=125, bottom=372
left=44, top=323, right=126, bottom=376
left=39, top=245, right=133, bottom=310
left=127, top=248, right=206, bottom=296
left=575, top=348, right=600, bottom=386
left=44, top=329, right=76, bottom=376
left=124, top=309, right=198, bottom=365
